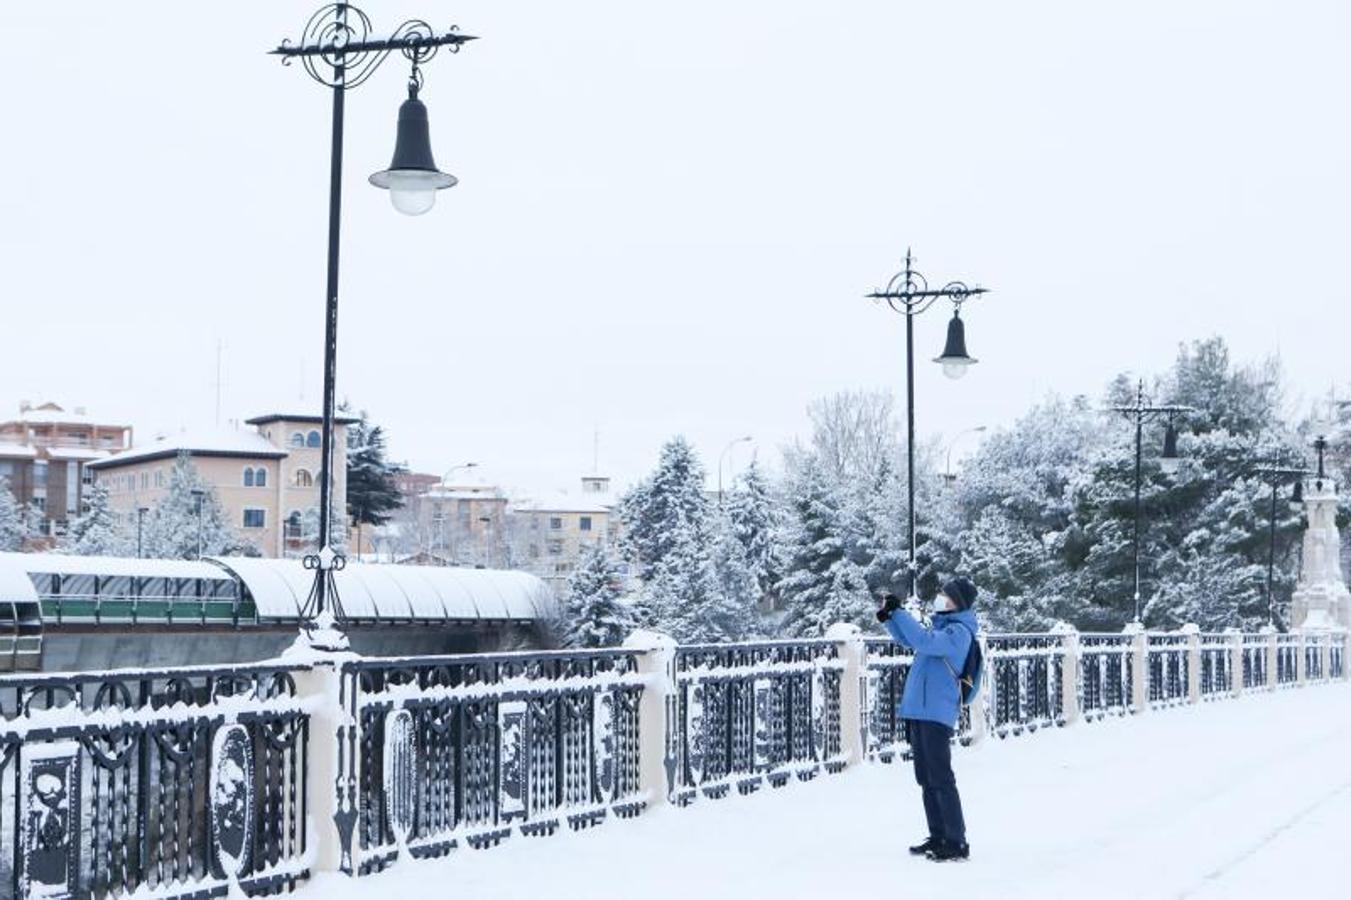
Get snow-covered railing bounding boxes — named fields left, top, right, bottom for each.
left=1276, top=634, right=1301, bottom=687
left=1077, top=633, right=1135, bottom=719
left=1242, top=634, right=1271, bottom=690
left=338, top=648, right=647, bottom=876
left=985, top=634, right=1066, bottom=737
left=1147, top=633, right=1191, bottom=709
left=0, top=661, right=313, bottom=900
left=3, top=623, right=1345, bottom=896
left=671, top=640, right=845, bottom=804
left=1199, top=633, right=1236, bottom=699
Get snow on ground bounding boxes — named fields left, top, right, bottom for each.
left=303, top=684, right=1351, bottom=899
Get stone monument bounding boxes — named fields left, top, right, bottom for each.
left=1291, top=436, right=1351, bottom=630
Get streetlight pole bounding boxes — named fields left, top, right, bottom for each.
left=274, top=5, right=475, bottom=647
left=1255, top=459, right=1308, bottom=629
left=943, top=425, right=988, bottom=483
left=1108, top=381, right=1193, bottom=624
left=869, top=249, right=988, bottom=600
left=718, top=436, right=753, bottom=505
left=136, top=507, right=148, bottom=559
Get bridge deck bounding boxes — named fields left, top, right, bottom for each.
left=306, top=683, right=1351, bottom=899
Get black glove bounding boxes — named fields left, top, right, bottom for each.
left=875, top=593, right=902, bottom=622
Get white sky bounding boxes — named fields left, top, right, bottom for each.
left=2, top=1, right=1347, bottom=497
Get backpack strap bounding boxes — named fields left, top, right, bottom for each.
left=939, top=621, right=977, bottom=683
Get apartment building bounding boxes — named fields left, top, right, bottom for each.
left=88, top=413, right=354, bottom=558
left=0, top=402, right=133, bottom=537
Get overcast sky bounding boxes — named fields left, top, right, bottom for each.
left=2, top=1, right=1347, bottom=497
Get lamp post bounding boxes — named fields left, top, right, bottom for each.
left=136, top=507, right=149, bottom=559
left=869, top=249, right=988, bottom=600
left=718, top=436, right=753, bottom=505
left=943, top=425, right=988, bottom=484
left=1108, top=381, right=1193, bottom=624
left=273, top=5, right=475, bottom=647
left=1254, top=458, right=1309, bottom=629
left=190, top=490, right=205, bottom=560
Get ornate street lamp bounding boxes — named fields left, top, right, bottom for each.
left=1108, top=381, right=1194, bottom=623
left=273, top=4, right=476, bottom=649
left=869, top=249, right=989, bottom=600
left=1255, top=457, right=1310, bottom=628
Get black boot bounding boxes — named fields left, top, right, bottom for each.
left=926, top=840, right=970, bottom=862
left=908, top=837, right=938, bottom=856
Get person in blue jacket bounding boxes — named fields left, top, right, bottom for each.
left=876, top=576, right=979, bottom=862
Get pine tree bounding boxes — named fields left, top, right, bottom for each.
left=346, top=410, right=405, bottom=555
left=562, top=543, right=636, bottom=648
left=618, top=436, right=711, bottom=583
left=141, top=453, right=255, bottom=559
left=0, top=477, right=24, bottom=552
left=776, top=457, right=873, bottom=636
left=63, top=482, right=131, bottom=556
left=725, top=459, right=783, bottom=607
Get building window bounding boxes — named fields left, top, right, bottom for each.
left=33, top=460, right=47, bottom=487
left=155, top=470, right=164, bottom=488
left=306, top=430, right=321, bottom=448
left=294, top=468, right=313, bottom=488
left=255, top=467, right=266, bottom=487
left=579, top=516, right=592, bottom=532
left=549, top=517, right=563, bottom=530
left=291, top=432, right=305, bottom=448
left=285, top=511, right=303, bottom=539
left=243, top=508, right=266, bottom=529
left=546, top=539, right=563, bottom=555
left=244, top=468, right=255, bottom=487
left=81, top=466, right=94, bottom=486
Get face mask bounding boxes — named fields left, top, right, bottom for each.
left=932, top=597, right=950, bottom=614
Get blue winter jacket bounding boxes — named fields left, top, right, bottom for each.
left=883, top=607, right=978, bottom=730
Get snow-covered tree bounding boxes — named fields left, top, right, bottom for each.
left=63, top=482, right=131, bottom=556
left=0, top=477, right=24, bottom=551
left=725, top=459, right=784, bottom=607
left=141, top=453, right=255, bottom=559
left=562, top=543, right=636, bottom=648
left=345, top=409, right=405, bottom=555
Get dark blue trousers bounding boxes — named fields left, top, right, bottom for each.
left=907, top=719, right=967, bottom=845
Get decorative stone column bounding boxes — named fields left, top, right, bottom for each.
left=1291, top=472, right=1351, bottom=630
left=623, top=630, right=678, bottom=809
left=826, top=623, right=868, bottom=762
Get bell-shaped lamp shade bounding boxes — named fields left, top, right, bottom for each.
left=369, top=89, right=457, bottom=216
left=1292, top=478, right=1304, bottom=505
left=934, top=311, right=977, bottom=380
left=1160, top=422, right=1180, bottom=474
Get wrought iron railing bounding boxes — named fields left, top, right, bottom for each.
left=343, top=648, right=647, bottom=875
left=1242, top=634, right=1270, bottom=690
left=862, top=637, right=912, bottom=761
left=1304, top=634, right=1326, bottom=683
left=1275, top=634, right=1300, bottom=687
left=672, top=641, right=844, bottom=804
left=1199, top=634, right=1234, bottom=699
left=985, top=634, right=1065, bottom=737
left=1332, top=633, right=1346, bottom=680
left=1078, top=633, right=1134, bottom=719
left=0, top=662, right=312, bottom=899
left=1147, top=634, right=1191, bottom=709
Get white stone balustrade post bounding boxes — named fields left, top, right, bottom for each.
left=1125, top=622, right=1148, bottom=714
left=1051, top=623, right=1080, bottom=726
left=624, top=630, right=678, bottom=809
left=1181, top=623, right=1201, bottom=704
left=1225, top=628, right=1243, bottom=698
left=826, top=623, right=868, bottom=763
left=291, top=651, right=362, bottom=877
left=1261, top=624, right=1278, bottom=690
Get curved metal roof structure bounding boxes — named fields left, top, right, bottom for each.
left=207, top=557, right=556, bottom=622
left=3, top=553, right=231, bottom=581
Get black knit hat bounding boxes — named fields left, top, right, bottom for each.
left=941, top=576, right=978, bottom=610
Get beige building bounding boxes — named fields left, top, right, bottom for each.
left=413, top=470, right=511, bottom=567
left=0, top=402, right=133, bottom=538
left=512, top=476, right=619, bottom=588
left=88, top=413, right=354, bottom=558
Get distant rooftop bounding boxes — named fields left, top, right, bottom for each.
left=89, top=426, right=286, bottom=469
left=245, top=413, right=360, bottom=427
left=3, top=402, right=129, bottom=428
